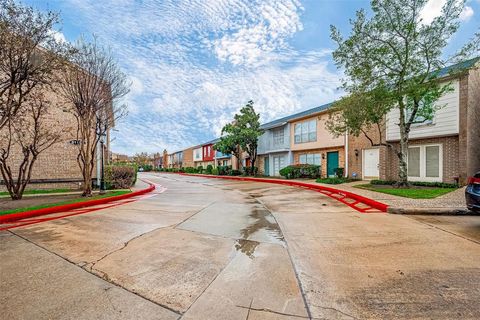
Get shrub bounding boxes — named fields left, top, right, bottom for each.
left=141, top=164, right=153, bottom=172
left=105, top=165, right=136, bottom=189
left=184, top=167, right=197, bottom=173
left=371, top=180, right=396, bottom=185
left=217, top=165, right=232, bottom=175
left=230, top=169, right=242, bottom=176
left=279, top=164, right=321, bottom=179
left=242, top=166, right=258, bottom=176
left=370, top=180, right=458, bottom=188
left=316, top=177, right=358, bottom=184
left=206, top=164, right=213, bottom=174
left=212, top=167, right=219, bottom=175
left=197, top=166, right=203, bottom=174
left=335, top=167, right=344, bottom=178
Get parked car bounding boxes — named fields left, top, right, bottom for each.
left=465, top=171, right=480, bottom=213
left=138, top=167, right=144, bottom=172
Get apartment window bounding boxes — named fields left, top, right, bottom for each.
left=272, top=127, right=284, bottom=147
left=299, top=153, right=321, bottom=165
left=407, top=144, right=442, bottom=181
left=294, top=120, right=316, bottom=144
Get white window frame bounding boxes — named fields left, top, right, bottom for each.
left=272, top=127, right=285, bottom=147
left=273, top=155, right=286, bottom=176
left=299, top=153, right=321, bottom=166
left=294, top=119, right=317, bottom=144
left=407, top=144, right=443, bottom=182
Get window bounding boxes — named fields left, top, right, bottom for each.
left=407, top=147, right=420, bottom=177
left=294, top=120, right=316, bottom=144
left=425, top=146, right=440, bottom=178
left=407, top=144, right=442, bottom=181
left=299, top=153, right=321, bottom=165
left=272, top=127, right=284, bottom=147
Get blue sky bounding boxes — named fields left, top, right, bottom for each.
left=25, top=0, right=479, bottom=155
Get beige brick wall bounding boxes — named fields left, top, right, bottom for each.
left=182, top=147, right=194, bottom=168
left=347, top=125, right=387, bottom=180
left=466, top=66, right=480, bottom=181
left=0, top=85, right=99, bottom=191
left=256, top=156, right=266, bottom=175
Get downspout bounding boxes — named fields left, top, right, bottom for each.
left=345, top=132, right=349, bottom=178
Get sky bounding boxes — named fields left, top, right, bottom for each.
left=24, top=0, right=479, bottom=155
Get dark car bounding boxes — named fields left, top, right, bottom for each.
left=465, top=171, right=480, bottom=213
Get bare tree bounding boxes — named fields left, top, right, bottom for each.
left=0, top=0, right=67, bottom=130
left=0, top=92, right=62, bottom=199
left=0, top=0, right=70, bottom=199
left=58, top=38, right=129, bottom=196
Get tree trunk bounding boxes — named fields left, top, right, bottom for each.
left=82, top=161, right=93, bottom=197
left=397, top=119, right=410, bottom=187
left=250, top=158, right=256, bottom=176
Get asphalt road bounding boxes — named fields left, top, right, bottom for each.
left=1, top=173, right=479, bottom=319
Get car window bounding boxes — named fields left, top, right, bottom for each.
left=475, top=172, right=480, bottom=178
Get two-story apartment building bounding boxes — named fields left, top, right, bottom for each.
left=257, top=103, right=346, bottom=177
left=257, top=121, right=292, bottom=176
left=347, top=58, right=480, bottom=184
left=168, top=150, right=184, bottom=168
left=289, top=103, right=347, bottom=178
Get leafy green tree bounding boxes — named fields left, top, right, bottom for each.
left=215, top=100, right=264, bottom=176
left=329, top=0, right=471, bottom=186
left=214, top=124, right=242, bottom=168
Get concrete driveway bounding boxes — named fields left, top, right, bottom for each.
left=1, top=173, right=479, bottom=319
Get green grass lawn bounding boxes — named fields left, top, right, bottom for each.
left=0, top=190, right=131, bottom=216
left=0, top=188, right=74, bottom=197
left=354, top=184, right=457, bottom=199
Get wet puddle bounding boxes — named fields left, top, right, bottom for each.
left=234, top=202, right=285, bottom=258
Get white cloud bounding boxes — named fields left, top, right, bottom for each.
left=420, top=0, right=474, bottom=24
left=460, top=5, right=474, bottom=21
left=62, top=0, right=341, bottom=154
left=48, top=30, right=67, bottom=43
left=420, top=0, right=447, bottom=24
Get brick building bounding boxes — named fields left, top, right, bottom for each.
left=0, top=85, right=108, bottom=191
left=347, top=58, right=480, bottom=184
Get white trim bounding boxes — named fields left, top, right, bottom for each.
left=345, top=133, right=349, bottom=177
left=407, top=143, right=443, bottom=182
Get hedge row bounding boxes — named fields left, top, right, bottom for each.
left=279, top=164, right=321, bottom=179
left=370, top=180, right=458, bottom=188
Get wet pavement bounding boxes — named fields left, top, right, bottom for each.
left=1, top=173, right=479, bottom=319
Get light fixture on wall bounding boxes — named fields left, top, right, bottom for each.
left=354, top=149, right=359, bottom=158
left=322, top=153, right=325, bottom=159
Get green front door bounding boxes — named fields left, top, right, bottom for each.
left=264, top=156, right=269, bottom=176
left=327, top=151, right=339, bottom=177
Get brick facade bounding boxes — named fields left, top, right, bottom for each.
left=0, top=86, right=100, bottom=191
left=384, top=136, right=460, bottom=184
left=293, top=146, right=345, bottom=178
left=182, top=147, right=194, bottom=168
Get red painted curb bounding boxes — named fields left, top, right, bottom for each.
left=0, top=181, right=155, bottom=224
left=178, top=173, right=388, bottom=212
